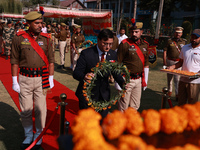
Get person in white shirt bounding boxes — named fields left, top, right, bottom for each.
left=41, top=22, right=47, bottom=33
left=168, top=29, right=200, bottom=105
left=117, top=27, right=128, bottom=44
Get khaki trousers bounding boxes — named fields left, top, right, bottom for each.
left=19, top=74, right=47, bottom=140
left=65, top=38, right=71, bottom=53
left=167, top=59, right=181, bottom=95
left=178, top=81, right=200, bottom=106
left=118, top=78, right=142, bottom=111
left=72, top=48, right=83, bottom=71
left=59, top=41, right=66, bottom=65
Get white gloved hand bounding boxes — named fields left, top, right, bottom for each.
left=12, top=76, right=20, bottom=93
left=143, top=68, right=149, bottom=91
left=49, top=75, right=54, bottom=89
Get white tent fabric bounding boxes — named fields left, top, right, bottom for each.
left=0, top=13, right=24, bottom=19
left=40, top=6, right=111, bottom=18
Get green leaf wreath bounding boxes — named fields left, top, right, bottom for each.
left=82, top=60, right=130, bottom=112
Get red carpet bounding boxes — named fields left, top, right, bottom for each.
left=0, top=55, right=79, bottom=150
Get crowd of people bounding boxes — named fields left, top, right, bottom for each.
left=0, top=10, right=200, bottom=150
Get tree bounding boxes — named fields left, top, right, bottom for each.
left=139, top=0, right=179, bottom=22
left=0, top=0, right=23, bottom=14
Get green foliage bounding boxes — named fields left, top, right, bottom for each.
left=182, top=21, right=192, bottom=44
left=0, top=0, right=23, bottom=14
left=83, top=61, right=130, bottom=112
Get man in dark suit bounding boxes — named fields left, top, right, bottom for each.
left=73, top=29, right=124, bottom=118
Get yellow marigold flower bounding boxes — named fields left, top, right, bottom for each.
left=88, top=102, right=92, bottom=106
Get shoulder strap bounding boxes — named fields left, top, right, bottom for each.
left=16, top=30, right=26, bottom=36
left=20, top=32, right=49, bottom=68
left=40, top=32, right=50, bottom=38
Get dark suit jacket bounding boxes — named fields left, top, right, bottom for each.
left=73, top=45, right=124, bottom=109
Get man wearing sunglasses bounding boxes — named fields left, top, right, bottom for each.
left=73, top=28, right=124, bottom=118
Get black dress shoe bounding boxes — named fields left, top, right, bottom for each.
left=32, top=144, right=42, bottom=150
left=20, top=143, right=30, bottom=150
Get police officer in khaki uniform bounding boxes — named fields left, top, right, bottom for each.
left=10, top=11, right=54, bottom=150
left=71, top=25, right=85, bottom=70
left=117, top=21, right=149, bottom=111
left=163, top=27, right=186, bottom=100
left=56, top=23, right=71, bottom=69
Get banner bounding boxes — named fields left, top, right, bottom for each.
left=148, top=46, right=157, bottom=68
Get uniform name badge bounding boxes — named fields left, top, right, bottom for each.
left=21, top=38, right=31, bottom=45
left=170, top=43, right=175, bottom=46
left=38, top=41, right=44, bottom=46
left=129, top=45, right=137, bottom=55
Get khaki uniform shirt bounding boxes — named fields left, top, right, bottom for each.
left=117, top=38, right=149, bottom=74
left=10, top=31, right=54, bottom=68
left=71, top=33, right=85, bottom=48
left=111, top=35, right=119, bottom=51
left=56, top=29, right=70, bottom=41
left=164, top=38, right=186, bottom=59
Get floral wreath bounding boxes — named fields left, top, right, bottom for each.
left=82, top=60, right=130, bottom=112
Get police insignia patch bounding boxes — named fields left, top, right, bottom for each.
left=38, top=41, right=44, bottom=46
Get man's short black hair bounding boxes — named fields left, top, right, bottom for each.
left=120, top=27, right=126, bottom=31
left=97, top=29, right=114, bottom=41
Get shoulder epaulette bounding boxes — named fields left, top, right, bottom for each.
left=143, top=40, right=149, bottom=46
left=121, top=38, right=129, bottom=44
left=40, top=32, right=50, bottom=38
left=16, top=30, right=26, bottom=36
left=182, top=38, right=187, bottom=41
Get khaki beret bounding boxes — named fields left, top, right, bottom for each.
left=75, top=25, right=81, bottom=29
left=0, top=19, right=5, bottom=23
left=53, top=22, right=57, bottom=25
left=129, top=22, right=143, bottom=30
left=106, top=27, right=113, bottom=31
left=61, top=23, right=66, bottom=26
left=175, top=26, right=183, bottom=33
left=24, top=11, right=42, bottom=21
left=43, top=22, right=46, bottom=24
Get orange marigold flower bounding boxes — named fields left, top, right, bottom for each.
left=82, top=90, right=86, bottom=93
left=103, top=107, right=107, bottom=110
left=102, top=110, right=127, bottom=140
left=108, top=106, right=111, bottom=109
left=85, top=97, right=89, bottom=102
left=83, top=93, right=87, bottom=97
left=124, top=107, right=144, bottom=136
left=118, top=135, right=147, bottom=150
left=88, top=102, right=92, bottom=106
left=141, top=109, right=161, bottom=136
left=172, top=106, right=188, bottom=133
left=159, top=109, right=180, bottom=134
left=183, top=104, right=200, bottom=131
left=96, top=63, right=99, bottom=67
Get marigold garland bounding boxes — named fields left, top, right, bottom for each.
left=83, top=60, right=130, bottom=112
left=72, top=102, right=200, bottom=150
